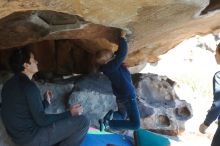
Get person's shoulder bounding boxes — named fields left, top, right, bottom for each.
left=2, top=74, right=16, bottom=87
left=214, top=71, right=220, bottom=80
left=214, top=71, right=220, bottom=76
left=18, top=75, right=36, bottom=90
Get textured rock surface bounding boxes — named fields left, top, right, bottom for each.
left=36, top=82, right=74, bottom=114
left=133, top=73, right=192, bottom=135
left=68, top=74, right=118, bottom=126
left=69, top=73, right=192, bottom=136
left=0, top=0, right=220, bottom=66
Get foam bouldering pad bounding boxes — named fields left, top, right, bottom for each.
left=134, top=129, right=171, bottom=146
left=81, top=127, right=133, bottom=146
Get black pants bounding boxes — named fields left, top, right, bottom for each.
left=22, top=115, right=89, bottom=146
left=212, top=126, right=220, bottom=146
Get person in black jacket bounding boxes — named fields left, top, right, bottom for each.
left=1, top=48, right=89, bottom=146
left=95, top=31, right=140, bottom=131
left=199, top=43, right=220, bottom=146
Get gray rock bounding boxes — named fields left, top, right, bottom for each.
left=35, top=81, right=75, bottom=114
left=68, top=73, right=117, bottom=127
left=133, top=73, right=192, bottom=135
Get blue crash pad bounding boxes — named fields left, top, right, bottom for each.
left=134, top=129, right=171, bottom=146
left=81, top=127, right=133, bottom=146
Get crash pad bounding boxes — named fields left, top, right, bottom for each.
left=134, top=128, right=171, bottom=146
left=81, top=127, right=133, bottom=146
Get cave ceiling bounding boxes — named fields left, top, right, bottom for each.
left=0, top=0, right=220, bottom=67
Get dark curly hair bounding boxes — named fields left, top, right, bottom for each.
left=9, top=47, right=32, bottom=73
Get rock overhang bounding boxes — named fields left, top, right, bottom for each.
left=0, top=0, right=220, bottom=69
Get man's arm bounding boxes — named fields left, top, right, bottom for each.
left=204, top=72, right=220, bottom=126
left=42, top=90, right=53, bottom=109
left=114, top=37, right=128, bottom=65
left=25, top=82, right=71, bottom=127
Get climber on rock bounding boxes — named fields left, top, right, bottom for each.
left=94, top=30, right=140, bottom=131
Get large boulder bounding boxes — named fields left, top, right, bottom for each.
left=133, top=73, right=192, bottom=135
left=68, top=74, right=117, bottom=126
left=68, top=73, right=192, bottom=135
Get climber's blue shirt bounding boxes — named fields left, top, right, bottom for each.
left=100, top=37, right=136, bottom=99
